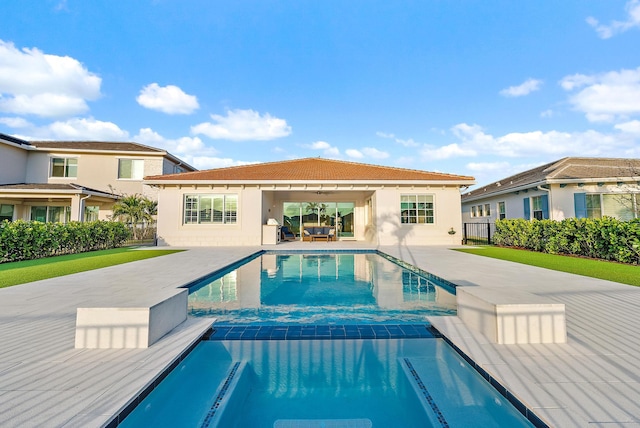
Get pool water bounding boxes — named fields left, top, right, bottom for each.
left=186, top=252, right=457, bottom=324
left=121, top=338, right=533, bottom=427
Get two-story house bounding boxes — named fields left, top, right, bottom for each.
left=461, top=157, right=640, bottom=224
left=0, top=132, right=195, bottom=223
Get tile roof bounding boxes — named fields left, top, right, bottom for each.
left=146, top=157, right=475, bottom=183
left=30, top=141, right=165, bottom=153
left=463, top=157, right=640, bottom=200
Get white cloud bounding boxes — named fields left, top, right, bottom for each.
left=136, top=83, right=199, bottom=115
left=45, top=117, right=129, bottom=140
left=466, top=161, right=511, bottom=172
left=615, top=120, right=640, bottom=134
left=0, top=39, right=101, bottom=117
left=0, top=116, right=32, bottom=128
left=191, top=157, right=258, bottom=170
left=540, top=109, right=554, bottom=118
left=587, top=0, right=640, bottom=39
left=361, top=147, right=389, bottom=159
left=377, top=131, right=419, bottom=147
left=132, top=128, right=261, bottom=170
left=561, top=67, right=640, bottom=122
left=421, top=143, right=477, bottom=160
left=134, top=128, right=213, bottom=157
left=302, top=140, right=340, bottom=157
left=346, top=149, right=363, bottom=159
left=449, top=122, right=631, bottom=158
left=499, top=78, right=543, bottom=97
left=191, top=108, right=291, bottom=141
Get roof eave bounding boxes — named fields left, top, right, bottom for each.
left=145, top=178, right=475, bottom=186
left=462, top=180, right=548, bottom=202
left=33, top=147, right=167, bottom=156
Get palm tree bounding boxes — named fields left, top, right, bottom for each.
left=112, top=194, right=156, bottom=239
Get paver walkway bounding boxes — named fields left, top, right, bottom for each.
left=1, top=243, right=639, bottom=427
left=380, top=245, right=640, bottom=427
left=0, top=247, right=260, bottom=427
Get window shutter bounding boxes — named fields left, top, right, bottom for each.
left=523, top=197, right=530, bottom=219
left=541, top=194, right=549, bottom=219
left=574, top=193, right=586, bottom=218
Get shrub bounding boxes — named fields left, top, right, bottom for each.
left=493, top=217, right=640, bottom=265
left=0, top=220, right=130, bottom=263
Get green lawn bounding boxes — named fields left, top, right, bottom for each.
left=0, top=247, right=183, bottom=288
left=455, top=246, right=640, bottom=287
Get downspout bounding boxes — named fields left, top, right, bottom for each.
left=78, top=194, right=91, bottom=222
left=537, top=185, right=552, bottom=220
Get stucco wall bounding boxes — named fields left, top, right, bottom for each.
left=24, top=152, right=162, bottom=199
left=156, top=185, right=263, bottom=246
left=155, top=184, right=464, bottom=246
left=0, top=144, right=28, bottom=184
left=375, top=186, right=462, bottom=246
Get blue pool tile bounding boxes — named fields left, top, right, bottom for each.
left=207, top=324, right=438, bottom=341
left=271, top=330, right=287, bottom=339
left=241, top=330, right=258, bottom=339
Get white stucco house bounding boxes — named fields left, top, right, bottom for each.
left=0, top=132, right=195, bottom=223
left=145, top=158, right=475, bottom=246
left=461, top=157, right=640, bottom=224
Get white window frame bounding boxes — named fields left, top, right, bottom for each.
left=183, top=194, right=238, bottom=225
left=498, top=201, right=506, bottom=220
left=400, top=194, right=435, bottom=224
left=118, top=159, right=145, bottom=180
left=531, top=196, right=543, bottom=220
left=49, top=156, right=78, bottom=178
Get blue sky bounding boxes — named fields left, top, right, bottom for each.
left=1, top=0, right=640, bottom=188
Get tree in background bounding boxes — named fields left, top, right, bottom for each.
left=111, top=194, right=157, bottom=240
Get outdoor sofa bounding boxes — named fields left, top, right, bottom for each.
left=302, top=226, right=336, bottom=242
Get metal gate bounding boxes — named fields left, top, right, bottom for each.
left=463, top=222, right=493, bottom=245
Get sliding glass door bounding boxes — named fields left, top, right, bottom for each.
left=282, top=201, right=355, bottom=238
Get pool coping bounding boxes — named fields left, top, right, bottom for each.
left=110, top=250, right=546, bottom=427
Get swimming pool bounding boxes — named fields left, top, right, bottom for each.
left=186, top=251, right=457, bottom=324
left=121, top=338, right=534, bottom=427
left=117, top=251, right=540, bottom=427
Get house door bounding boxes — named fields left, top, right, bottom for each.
left=282, top=202, right=355, bottom=239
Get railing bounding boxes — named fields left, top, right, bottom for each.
left=463, top=222, right=494, bottom=245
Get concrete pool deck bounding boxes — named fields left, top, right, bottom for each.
left=0, top=243, right=638, bottom=427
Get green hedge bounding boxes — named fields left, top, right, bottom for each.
left=493, top=218, right=640, bottom=264
left=0, top=220, right=131, bottom=263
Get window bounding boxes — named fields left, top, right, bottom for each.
left=184, top=194, right=238, bottom=224
left=50, top=157, right=77, bottom=178
left=471, top=206, right=477, bottom=218
left=586, top=194, right=602, bottom=219
left=484, top=204, right=491, bottom=216
left=603, top=194, right=638, bottom=221
left=0, top=204, right=14, bottom=222
left=84, top=206, right=99, bottom=222
left=30, top=206, right=70, bottom=223
left=400, top=194, right=434, bottom=224
left=118, top=159, right=144, bottom=179
left=531, top=196, right=544, bottom=220
left=498, top=202, right=506, bottom=220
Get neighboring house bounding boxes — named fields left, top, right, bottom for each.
left=145, top=158, right=475, bottom=246
left=461, top=157, right=640, bottom=224
left=0, top=132, right=195, bottom=223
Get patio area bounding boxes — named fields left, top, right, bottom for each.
left=0, top=243, right=639, bottom=427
